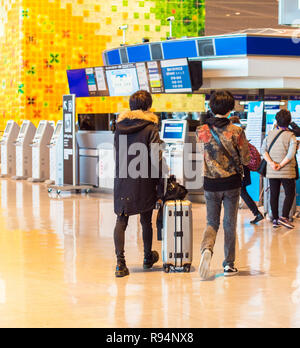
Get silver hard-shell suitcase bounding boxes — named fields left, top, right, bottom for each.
left=162, top=200, right=193, bottom=273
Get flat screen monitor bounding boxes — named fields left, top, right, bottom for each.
left=4, top=123, right=11, bottom=134
left=54, top=123, right=62, bottom=136
left=67, top=69, right=90, bottom=97
left=105, top=64, right=140, bottom=97
left=161, top=120, right=187, bottom=143
left=161, top=58, right=193, bottom=94
left=78, top=114, right=110, bottom=131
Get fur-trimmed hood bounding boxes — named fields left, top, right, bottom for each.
left=117, top=110, right=159, bottom=124
left=116, top=109, right=159, bottom=135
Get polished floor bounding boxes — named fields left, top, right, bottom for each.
left=0, top=179, right=300, bottom=328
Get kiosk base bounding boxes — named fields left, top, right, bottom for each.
left=12, top=176, right=29, bottom=181
left=27, top=177, right=46, bottom=183
left=45, top=179, right=55, bottom=185
left=48, top=184, right=93, bottom=195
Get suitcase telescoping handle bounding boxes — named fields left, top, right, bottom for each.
left=174, top=201, right=184, bottom=268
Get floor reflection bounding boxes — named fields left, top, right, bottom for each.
left=0, top=179, right=300, bottom=327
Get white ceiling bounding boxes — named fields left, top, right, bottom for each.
left=205, top=0, right=291, bottom=35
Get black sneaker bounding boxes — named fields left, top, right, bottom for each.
left=143, top=251, right=159, bottom=269
left=278, top=217, right=295, bottom=229
left=273, top=219, right=281, bottom=229
left=250, top=212, right=264, bottom=224
left=224, top=265, right=239, bottom=277
left=115, top=263, right=129, bottom=278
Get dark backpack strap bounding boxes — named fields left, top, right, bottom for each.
left=267, top=130, right=285, bottom=153
left=208, top=124, right=242, bottom=177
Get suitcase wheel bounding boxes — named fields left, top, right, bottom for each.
left=163, top=264, right=171, bottom=273
left=183, top=264, right=191, bottom=273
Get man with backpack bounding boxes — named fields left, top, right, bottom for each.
left=196, top=91, right=250, bottom=279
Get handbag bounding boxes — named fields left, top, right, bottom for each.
left=257, top=130, right=285, bottom=177
left=208, top=124, right=243, bottom=178
left=247, top=142, right=261, bottom=172
left=296, top=158, right=299, bottom=181
left=156, top=175, right=188, bottom=241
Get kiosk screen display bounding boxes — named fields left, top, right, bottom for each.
left=161, top=58, right=192, bottom=93
left=105, top=64, right=140, bottom=97
left=36, top=124, right=44, bottom=136
left=54, top=123, right=62, bottom=136
left=67, top=69, right=90, bottom=97
left=20, top=123, right=27, bottom=135
left=162, top=122, right=185, bottom=141
left=4, top=123, right=11, bottom=134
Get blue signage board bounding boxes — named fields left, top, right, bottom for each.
left=160, top=58, right=192, bottom=94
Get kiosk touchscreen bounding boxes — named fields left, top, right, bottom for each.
left=28, top=121, right=54, bottom=182
left=0, top=121, right=20, bottom=177
left=47, top=121, right=64, bottom=186
left=13, top=121, right=36, bottom=180
left=161, top=120, right=187, bottom=144
left=161, top=120, right=188, bottom=186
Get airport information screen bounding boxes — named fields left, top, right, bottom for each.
left=161, top=58, right=193, bottom=93
left=67, top=69, right=90, bottom=98
left=136, top=61, right=165, bottom=94
left=67, top=59, right=195, bottom=97
left=105, top=64, right=140, bottom=97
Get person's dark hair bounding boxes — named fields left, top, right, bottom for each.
left=129, top=90, right=153, bottom=111
left=209, top=91, right=235, bottom=116
left=276, top=109, right=291, bottom=128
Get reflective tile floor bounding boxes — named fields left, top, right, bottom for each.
left=0, top=179, right=300, bottom=328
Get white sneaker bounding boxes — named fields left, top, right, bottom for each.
left=199, top=249, right=212, bottom=280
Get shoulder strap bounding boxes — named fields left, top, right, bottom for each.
left=208, top=124, right=242, bottom=176
left=267, top=130, right=285, bottom=153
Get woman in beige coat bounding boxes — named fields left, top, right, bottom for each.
left=261, top=110, right=298, bottom=229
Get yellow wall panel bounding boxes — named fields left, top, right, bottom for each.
left=0, top=0, right=205, bottom=130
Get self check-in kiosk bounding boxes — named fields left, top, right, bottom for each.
left=0, top=121, right=20, bottom=177
left=28, top=121, right=54, bottom=182
left=161, top=120, right=187, bottom=186
left=13, top=121, right=36, bottom=180
left=161, top=119, right=204, bottom=201
left=46, top=120, right=64, bottom=186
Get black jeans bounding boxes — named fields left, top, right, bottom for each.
left=114, top=210, right=153, bottom=263
left=269, top=179, right=296, bottom=220
left=241, top=187, right=260, bottom=217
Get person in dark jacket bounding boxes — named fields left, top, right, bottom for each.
left=290, top=122, right=300, bottom=137
left=114, top=90, right=165, bottom=278
left=196, top=91, right=250, bottom=279
left=230, top=116, right=264, bottom=224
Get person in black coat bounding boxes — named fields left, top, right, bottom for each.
left=114, top=90, right=165, bottom=278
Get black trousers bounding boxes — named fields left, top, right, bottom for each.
left=114, top=210, right=153, bottom=263
left=241, top=186, right=260, bottom=217
left=269, top=178, right=296, bottom=220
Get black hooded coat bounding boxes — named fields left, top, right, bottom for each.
left=114, top=110, right=164, bottom=216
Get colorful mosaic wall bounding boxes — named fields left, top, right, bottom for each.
left=0, top=0, right=205, bottom=130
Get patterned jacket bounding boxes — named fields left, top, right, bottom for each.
left=196, top=117, right=250, bottom=192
